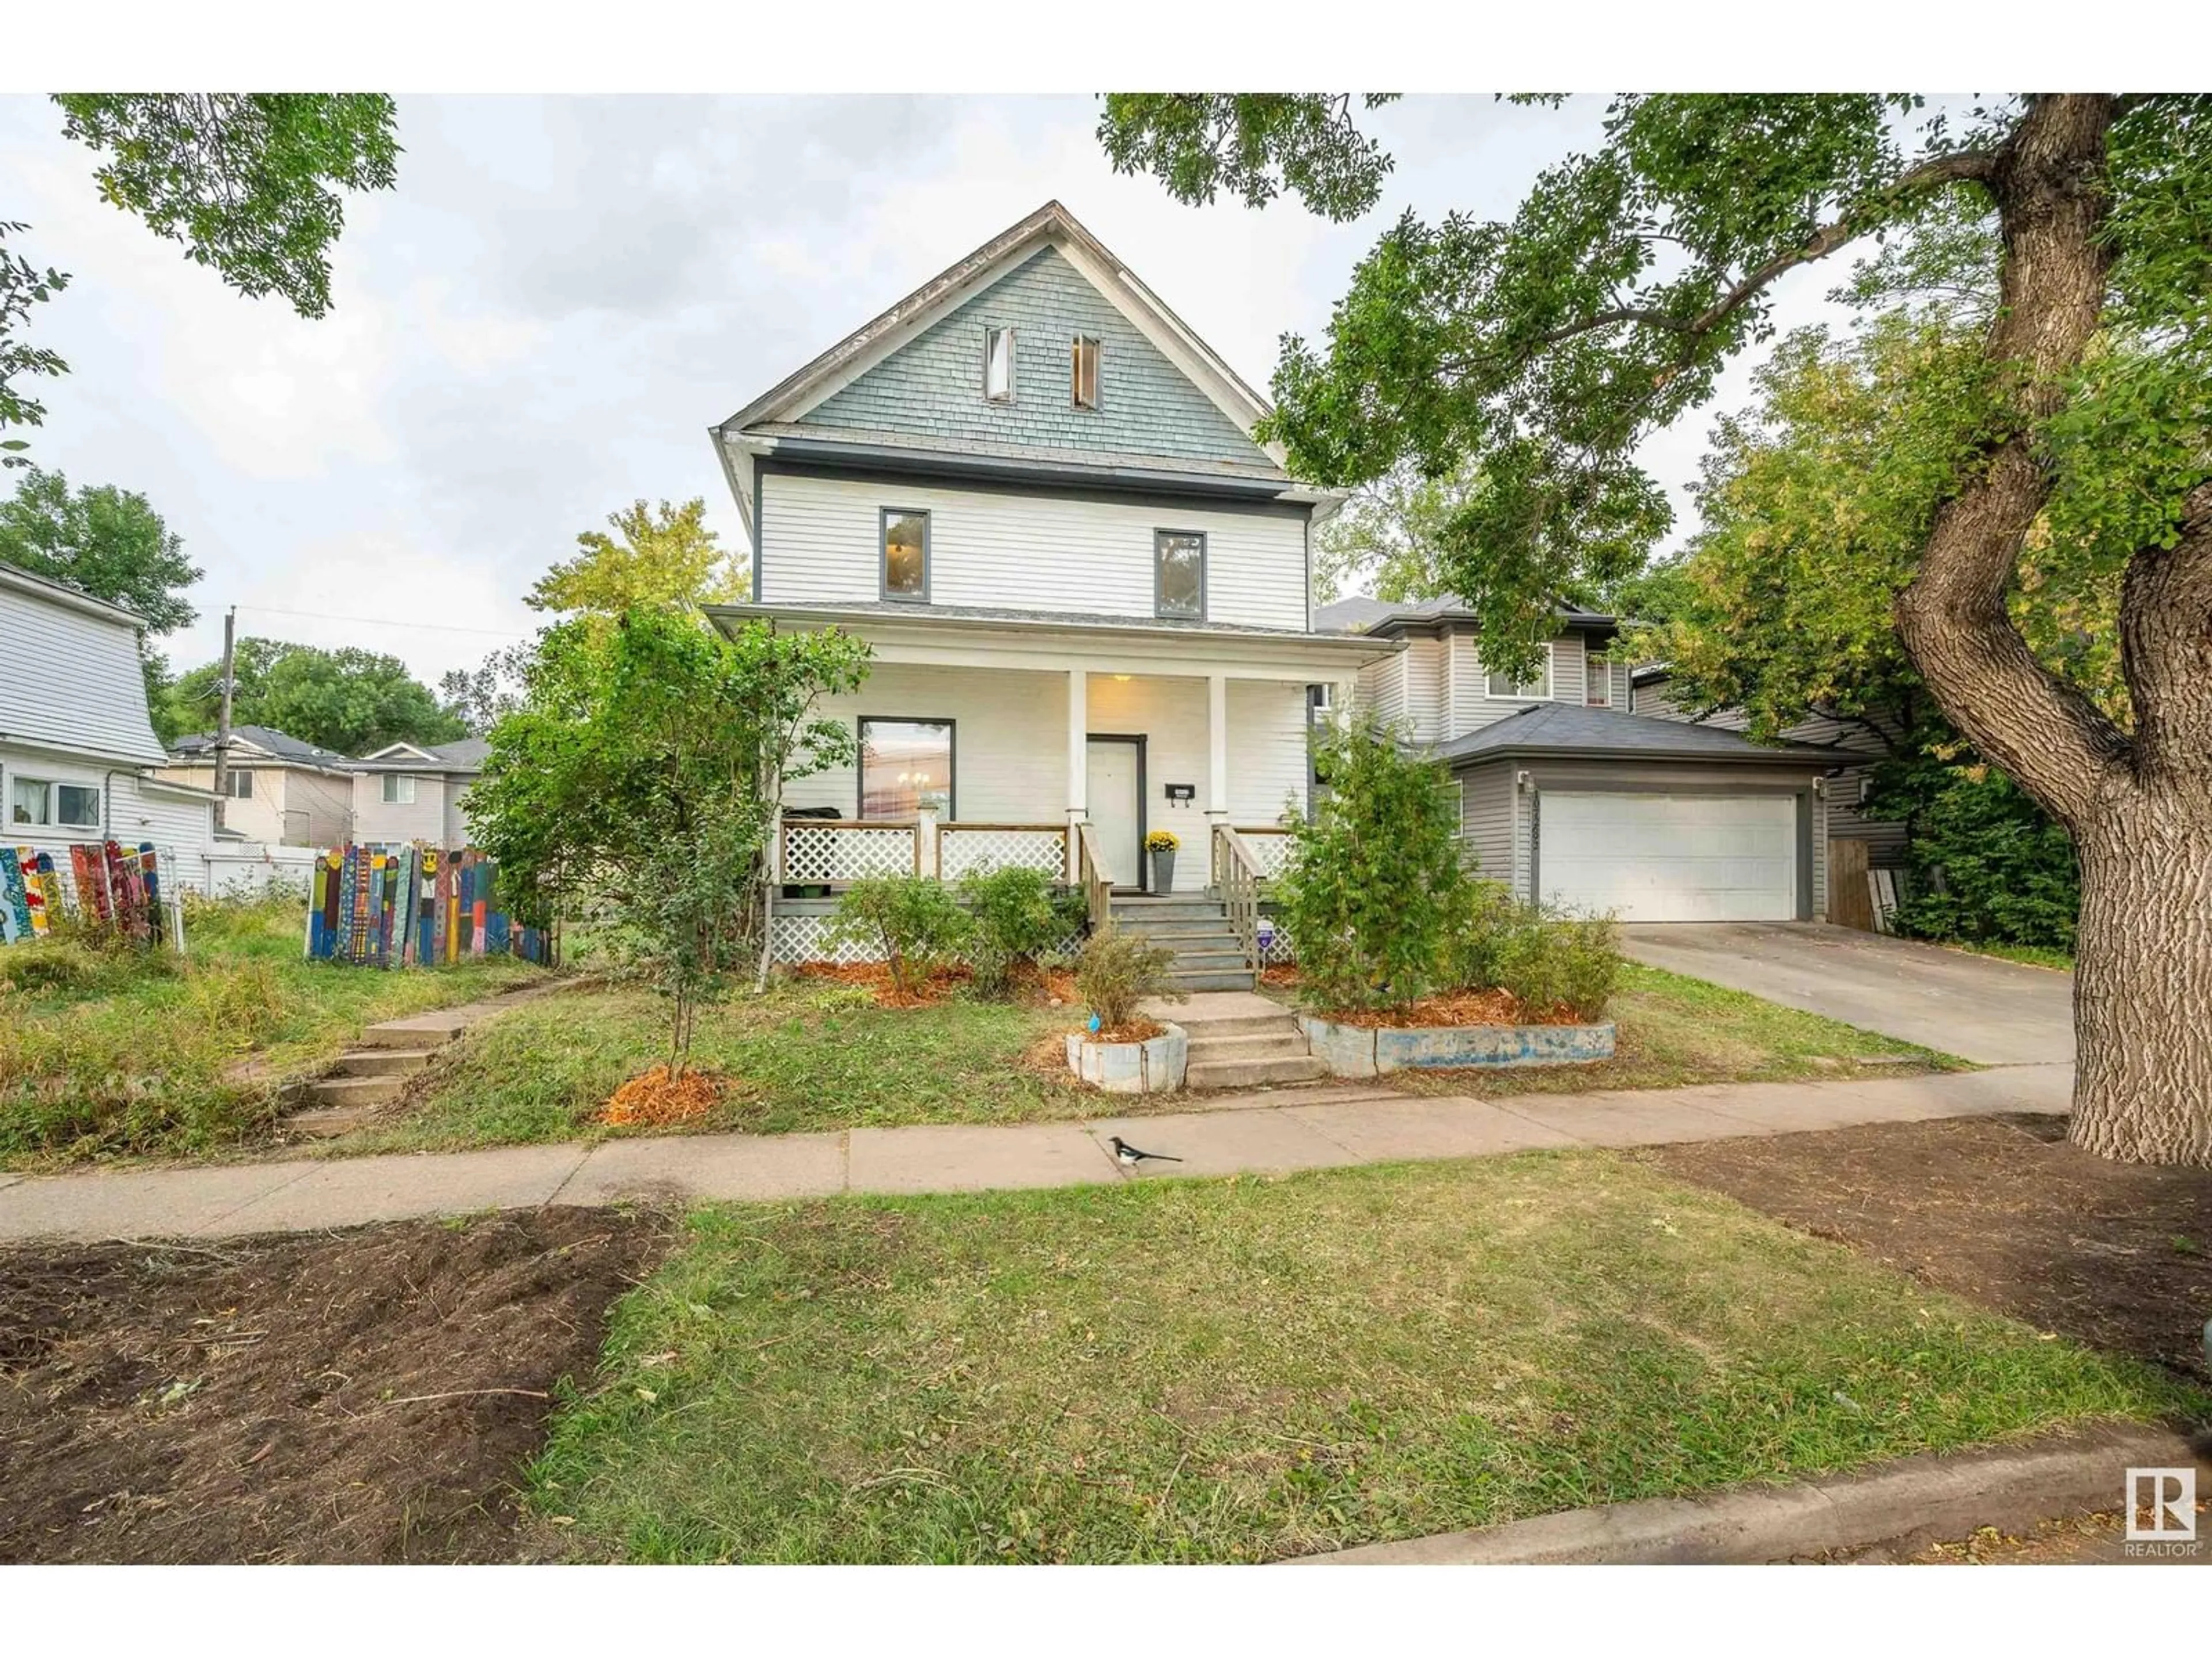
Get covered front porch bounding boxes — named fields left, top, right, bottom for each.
left=740, top=604, right=1391, bottom=964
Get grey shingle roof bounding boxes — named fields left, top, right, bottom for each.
left=170, top=724, right=350, bottom=767
left=1431, top=703, right=1848, bottom=767
left=347, top=736, right=488, bottom=774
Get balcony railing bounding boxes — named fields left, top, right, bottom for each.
left=779, top=817, right=1072, bottom=885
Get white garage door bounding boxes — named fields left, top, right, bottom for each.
left=1538, top=791, right=1798, bottom=922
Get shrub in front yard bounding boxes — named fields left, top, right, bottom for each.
left=958, top=865, right=1065, bottom=999
left=1489, top=906, right=1622, bottom=1021
left=827, top=877, right=974, bottom=997
left=1278, top=709, right=1468, bottom=1011
left=1074, top=929, right=1182, bottom=1029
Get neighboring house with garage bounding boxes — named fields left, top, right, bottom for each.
left=0, top=559, right=221, bottom=904
left=347, top=738, right=490, bottom=847
left=160, top=725, right=355, bottom=847
left=707, top=200, right=1396, bottom=984
left=1315, top=593, right=1856, bottom=923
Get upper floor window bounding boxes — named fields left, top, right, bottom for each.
left=881, top=508, right=930, bottom=601
left=382, top=774, right=418, bottom=805
left=1485, top=645, right=1554, bottom=700
left=1154, top=531, right=1205, bottom=620
left=983, top=326, right=1015, bottom=403
left=224, top=769, right=255, bottom=800
left=1071, top=334, right=1100, bottom=410
left=1585, top=654, right=1611, bottom=707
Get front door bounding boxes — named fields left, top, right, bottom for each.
left=1085, top=736, right=1145, bottom=892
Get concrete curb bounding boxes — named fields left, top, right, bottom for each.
left=1290, top=1421, right=2211, bottom=1564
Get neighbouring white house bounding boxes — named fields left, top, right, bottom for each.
left=0, top=560, right=224, bottom=902
left=708, top=201, right=1397, bottom=983
left=1313, top=593, right=1857, bottom=924
left=347, top=737, right=489, bottom=847
left=160, top=724, right=355, bottom=846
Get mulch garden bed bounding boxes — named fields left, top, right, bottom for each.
left=1642, top=1114, right=2212, bottom=1384
left=792, top=960, right=974, bottom=1007
left=0, top=1207, right=670, bottom=1563
left=1255, top=967, right=1581, bottom=1029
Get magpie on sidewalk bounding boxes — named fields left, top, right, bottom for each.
left=1108, top=1136, right=1183, bottom=1168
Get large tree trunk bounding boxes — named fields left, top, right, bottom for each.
left=2071, top=781, right=2212, bottom=1164
left=1890, top=96, right=2212, bottom=1165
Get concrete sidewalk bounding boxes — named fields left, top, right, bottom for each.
left=0, top=1063, right=2072, bottom=1243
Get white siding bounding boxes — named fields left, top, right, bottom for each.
left=1360, top=653, right=1407, bottom=734
left=0, top=579, right=166, bottom=766
left=112, top=777, right=218, bottom=863
left=1402, top=634, right=1446, bottom=745
left=1361, top=628, right=1612, bottom=743
left=444, top=783, right=478, bottom=847
left=760, top=471, right=1308, bottom=630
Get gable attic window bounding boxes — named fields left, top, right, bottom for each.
left=983, top=326, right=1016, bottom=402
left=1484, top=645, right=1554, bottom=700
left=382, top=774, right=418, bottom=805
left=881, top=508, right=930, bottom=601
left=1071, top=334, right=1100, bottom=409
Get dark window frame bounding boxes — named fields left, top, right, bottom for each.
left=982, top=324, right=1016, bottom=404
left=879, top=506, right=931, bottom=603
left=857, top=715, right=957, bottom=822
left=224, top=769, right=255, bottom=801
left=1153, top=528, right=1207, bottom=621
left=1071, top=333, right=1101, bottom=410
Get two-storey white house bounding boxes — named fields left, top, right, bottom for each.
left=710, top=202, right=1397, bottom=982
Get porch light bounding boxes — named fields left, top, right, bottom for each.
left=1112, top=674, right=1131, bottom=682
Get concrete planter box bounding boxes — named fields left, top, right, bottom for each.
left=1298, top=1013, right=1615, bottom=1077
left=1066, top=1022, right=1188, bottom=1093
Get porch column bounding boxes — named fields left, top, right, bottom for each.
left=1066, top=666, right=1088, bottom=880
left=1206, top=672, right=1229, bottom=829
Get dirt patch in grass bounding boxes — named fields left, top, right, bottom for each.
left=601, top=1066, right=728, bottom=1128
left=791, top=960, right=974, bottom=1007
left=0, top=1207, right=670, bottom=1563
left=1643, top=1114, right=2212, bottom=1385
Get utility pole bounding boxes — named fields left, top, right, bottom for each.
left=211, top=605, right=236, bottom=831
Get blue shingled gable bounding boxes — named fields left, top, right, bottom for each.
left=798, top=245, right=1275, bottom=472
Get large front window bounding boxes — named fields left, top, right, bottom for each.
left=1154, top=530, right=1205, bottom=619
left=881, top=508, right=929, bottom=601
left=859, top=718, right=953, bottom=819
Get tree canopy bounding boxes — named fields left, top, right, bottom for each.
left=2, top=94, right=399, bottom=465
left=527, top=497, right=748, bottom=619
left=165, top=638, right=464, bottom=757
left=0, top=467, right=199, bottom=633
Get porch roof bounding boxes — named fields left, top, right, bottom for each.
left=1431, top=703, right=1850, bottom=768
left=708, top=600, right=1399, bottom=679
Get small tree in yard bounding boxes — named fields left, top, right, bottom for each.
left=959, top=865, right=1067, bottom=998
left=1278, top=710, right=1467, bottom=1012
left=827, top=877, right=974, bottom=998
left=1101, top=93, right=2212, bottom=1164
left=471, top=605, right=868, bottom=1077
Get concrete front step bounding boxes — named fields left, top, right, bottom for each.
left=329, top=1047, right=440, bottom=1078
left=1187, top=1054, right=1333, bottom=1089
left=302, top=1073, right=407, bottom=1110
left=283, top=1103, right=385, bottom=1139
left=357, top=1013, right=469, bottom=1050
left=1187, top=1028, right=1310, bottom=1065
left=1164, top=969, right=1257, bottom=992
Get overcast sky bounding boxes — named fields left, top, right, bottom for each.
left=1, top=93, right=1851, bottom=684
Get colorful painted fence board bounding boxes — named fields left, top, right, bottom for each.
left=0, top=841, right=168, bottom=947
left=304, top=844, right=550, bottom=967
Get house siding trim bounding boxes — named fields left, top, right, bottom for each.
left=757, top=453, right=1311, bottom=518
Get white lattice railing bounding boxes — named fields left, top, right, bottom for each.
left=937, top=823, right=1069, bottom=882
left=1237, top=827, right=1296, bottom=881
left=781, top=819, right=921, bottom=883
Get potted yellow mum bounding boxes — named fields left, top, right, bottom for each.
left=1145, top=828, right=1180, bottom=893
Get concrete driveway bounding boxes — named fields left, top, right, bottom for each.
left=1619, top=923, right=2073, bottom=1066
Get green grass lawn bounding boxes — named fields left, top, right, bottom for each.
left=1385, top=963, right=1963, bottom=1099
left=328, top=962, right=1961, bottom=1156
left=331, top=979, right=1092, bottom=1155
left=529, top=1154, right=2204, bottom=1563
left=1948, top=940, right=2075, bottom=972
left=0, top=896, right=544, bottom=1168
